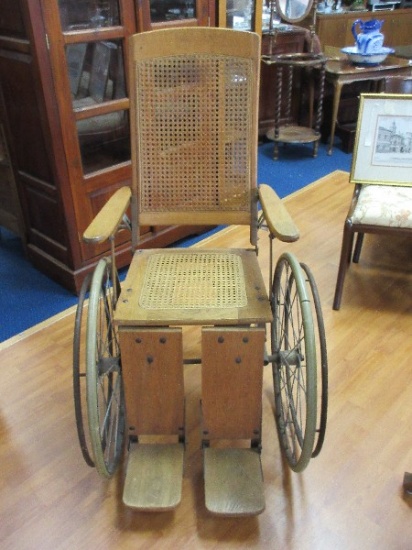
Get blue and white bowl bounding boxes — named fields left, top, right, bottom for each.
left=341, top=46, right=394, bottom=66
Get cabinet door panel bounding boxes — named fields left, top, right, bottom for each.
left=137, top=0, right=211, bottom=30
left=149, top=0, right=197, bottom=23
left=58, top=0, right=121, bottom=31
left=43, top=1, right=135, bottom=267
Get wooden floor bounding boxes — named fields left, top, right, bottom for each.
left=1, top=170, right=411, bottom=549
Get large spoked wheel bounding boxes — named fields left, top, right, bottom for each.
left=86, top=258, right=125, bottom=478
left=271, top=252, right=317, bottom=473
left=73, top=272, right=94, bottom=467
left=300, top=263, right=328, bottom=458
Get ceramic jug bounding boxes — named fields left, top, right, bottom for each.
left=352, top=19, right=384, bottom=54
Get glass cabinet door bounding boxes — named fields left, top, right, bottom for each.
left=58, top=0, right=121, bottom=30
left=149, top=1, right=197, bottom=23
left=67, top=38, right=129, bottom=174
left=58, top=0, right=131, bottom=175
left=218, top=0, right=263, bottom=33
left=56, top=1, right=212, bottom=174
left=40, top=0, right=137, bottom=261
left=137, top=0, right=211, bottom=30
left=56, top=1, right=213, bottom=175
left=43, top=0, right=213, bottom=263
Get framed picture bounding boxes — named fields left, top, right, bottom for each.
left=350, top=93, right=412, bottom=187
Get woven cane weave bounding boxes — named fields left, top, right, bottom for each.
left=139, top=252, right=247, bottom=310
left=134, top=55, right=253, bottom=213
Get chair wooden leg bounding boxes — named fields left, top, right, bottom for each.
left=353, top=232, right=364, bottom=263
left=333, top=221, right=354, bottom=310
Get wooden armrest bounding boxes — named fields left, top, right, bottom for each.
left=83, top=186, right=132, bottom=244
left=258, top=184, right=299, bottom=243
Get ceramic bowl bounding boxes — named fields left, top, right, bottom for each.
left=341, top=46, right=395, bottom=66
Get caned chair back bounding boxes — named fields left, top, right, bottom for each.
left=128, top=28, right=261, bottom=246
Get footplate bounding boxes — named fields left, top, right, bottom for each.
left=204, top=448, right=265, bottom=516
left=123, top=443, right=184, bottom=511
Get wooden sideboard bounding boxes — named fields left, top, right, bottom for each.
left=316, top=8, right=412, bottom=152
left=316, top=8, right=412, bottom=49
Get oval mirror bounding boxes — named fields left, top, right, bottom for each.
left=276, top=0, right=314, bottom=23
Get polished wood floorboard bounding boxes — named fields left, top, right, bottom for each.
left=1, top=171, right=411, bottom=549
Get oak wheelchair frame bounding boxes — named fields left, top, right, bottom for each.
left=73, top=27, right=328, bottom=516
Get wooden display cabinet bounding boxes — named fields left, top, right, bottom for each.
left=0, top=0, right=213, bottom=294
left=316, top=8, right=412, bottom=153
left=0, top=95, right=24, bottom=238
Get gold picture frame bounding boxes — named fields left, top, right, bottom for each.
left=350, top=93, right=412, bottom=187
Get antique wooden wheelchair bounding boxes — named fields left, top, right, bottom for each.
left=73, top=27, right=328, bottom=516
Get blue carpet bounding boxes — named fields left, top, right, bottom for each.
left=0, top=139, right=351, bottom=342
left=257, top=139, right=352, bottom=198
left=0, top=228, right=80, bottom=341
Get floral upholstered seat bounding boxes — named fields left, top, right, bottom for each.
left=352, top=185, right=412, bottom=228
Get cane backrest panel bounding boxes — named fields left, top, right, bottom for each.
left=128, top=28, right=261, bottom=243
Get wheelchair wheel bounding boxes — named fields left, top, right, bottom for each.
left=271, top=252, right=317, bottom=473
left=300, top=263, right=328, bottom=458
left=73, top=272, right=94, bottom=467
left=86, top=258, right=125, bottom=478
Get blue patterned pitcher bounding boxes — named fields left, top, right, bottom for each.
left=352, top=19, right=384, bottom=54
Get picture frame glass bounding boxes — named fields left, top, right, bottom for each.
left=351, top=93, right=412, bottom=187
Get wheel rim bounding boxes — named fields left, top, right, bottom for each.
left=86, top=258, right=125, bottom=478
left=73, top=272, right=94, bottom=467
left=300, top=263, right=328, bottom=458
left=271, top=253, right=317, bottom=472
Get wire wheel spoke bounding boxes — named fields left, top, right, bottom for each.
left=98, top=370, right=122, bottom=462
left=86, top=258, right=125, bottom=479
left=271, top=253, right=317, bottom=473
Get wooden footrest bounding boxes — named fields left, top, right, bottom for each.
left=123, top=443, right=184, bottom=511
left=204, top=448, right=265, bottom=516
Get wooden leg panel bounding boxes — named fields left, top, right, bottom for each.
left=204, top=448, right=265, bottom=516
left=201, top=327, right=265, bottom=441
left=119, top=328, right=184, bottom=437
left=123, top=443, right=184, bottom=510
